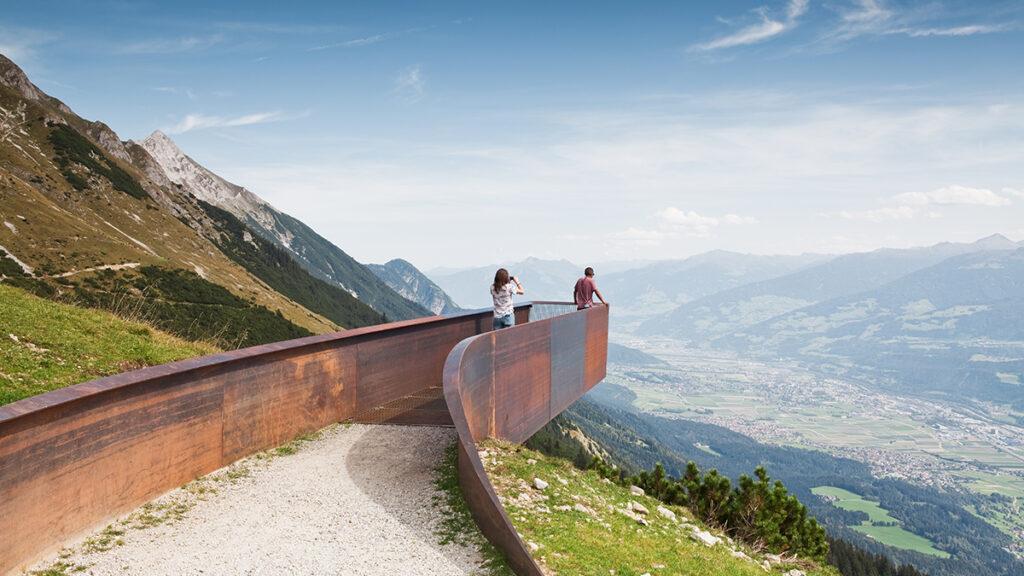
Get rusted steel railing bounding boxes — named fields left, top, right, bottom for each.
left=443, top=304, right=609, bottom=575
left=0, top=303, right=536, bottom=576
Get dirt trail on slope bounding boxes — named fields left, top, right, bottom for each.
left=32, top=424, right=484, bottom=576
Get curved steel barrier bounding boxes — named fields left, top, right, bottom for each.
left=443, top=304, right=609, bottom=575
left=0, top=304, right=535, bottom=576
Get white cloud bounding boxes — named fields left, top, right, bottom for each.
left=652, top=207, right=758, bottom=238
left=1003, top=187, right=1024, bottom=198
left=165, top=111, right=296, bottom=134
left=657, top=208, right=721, bottom=236
left=832, top=185, right=1011, bottom=223
left=394, top=65, right=425, bottom=102
left=691, top=0, right=809, bottom=51
left=902, top=24, right=1011, bottom=38
left=723, top=213, right=759, bottom=225
left=894, top=185, right=1011, bottom=207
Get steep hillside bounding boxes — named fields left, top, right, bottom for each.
left=196, top=200, right=384, bottom=328
left=0, top=283, right=217, bottom=405
left=483, top=440, right=837, bottom=576
left=0, top=53, right=341, bottom=344
left=639, top=235, right=1019, bottom=342
left=429, top=257, right=581, bottom=309
left=367, top=258, right=461, bottom=315
left=140, top=131, right=429, bottom=321
left=601, top=250, right=830, bottom=318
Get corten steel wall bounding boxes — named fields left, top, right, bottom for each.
left=0, top=304, right=531, bottom=576
left=443, top=304, right=609, bottom=576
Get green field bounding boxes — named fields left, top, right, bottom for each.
left=851, top=525, right=950, bottom=558
left=957, top=470, right=1024, bottom=498
left=812, top=486, right=949, bottom=558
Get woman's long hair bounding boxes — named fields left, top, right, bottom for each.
left=493, top=268, right=510, bottom=293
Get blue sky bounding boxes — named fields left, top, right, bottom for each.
left=3, top=1, right=1024, bottom=269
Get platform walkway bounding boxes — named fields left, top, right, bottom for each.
left=30, top=424, right=483, bottom=576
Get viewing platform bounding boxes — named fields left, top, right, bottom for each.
left=0, top=301, right=609, bottom=576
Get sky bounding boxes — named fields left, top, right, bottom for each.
left=3, top=0, right=1024, bottom=270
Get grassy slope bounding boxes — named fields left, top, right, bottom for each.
left=483, top=440, right=837, bottom=576
left=0, top=284, right=217, bottom=405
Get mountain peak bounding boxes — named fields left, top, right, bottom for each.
left=972, top=233, right=1017, bottom=250
left=0, top=53, right=49, bottom=104
left=142, top=130, right=180, bottom=152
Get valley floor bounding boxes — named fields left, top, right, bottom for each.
left=29, top=424, right=486, bottom=576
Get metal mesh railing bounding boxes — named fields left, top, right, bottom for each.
left=528, top=301, right=579, bottom=321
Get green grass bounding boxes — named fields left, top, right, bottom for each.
left=0, top=283, right=218, bottom=405
left=433, top=442, right=514, bottom=575
left=484, top=441, right=837, bottom=576
left=812, top=486, right=950, bottom=558
left=811, top=486, right=897, bottom=524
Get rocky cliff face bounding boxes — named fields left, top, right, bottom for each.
left=368, top=259, right=462, bottom=315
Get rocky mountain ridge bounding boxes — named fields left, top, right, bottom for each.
left=138, top=129, right=430, bottom=321
left=367, top=258, right=462, bottom=315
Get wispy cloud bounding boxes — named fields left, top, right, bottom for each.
left=393, top=65, right=425, bottom=102
left=152, top=86, right=197, bottom=101
left=899, top=24, right=1012, bottom=38
left=307, top=27, right=428, bottom=52
left=165, top=110, right=304, bottom=134
left=118, top=34, right=223, bottom=55
left=820, top=0, right=1014, bottom=47
left=691, top=0, right=809, bottom=51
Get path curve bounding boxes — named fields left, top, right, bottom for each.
left=31, top=425, right=484, bottom=576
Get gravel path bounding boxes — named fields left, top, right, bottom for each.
left=36, top=424, right=485, bottom=576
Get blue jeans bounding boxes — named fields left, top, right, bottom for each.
left=493, top=313, right=514, bottom=330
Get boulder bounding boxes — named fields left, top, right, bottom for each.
left=533, top=477, right=549, bottom=490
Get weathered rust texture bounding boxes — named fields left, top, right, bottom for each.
left=443, top=304, right=609, bottom=576
left=0, top=304, right=533, bottom=576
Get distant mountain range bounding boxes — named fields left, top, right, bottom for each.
left=637, top=234, right=1024, bottom=406
left=600, top=250, right=830, bottom=318
left=367, top=259, right=461, bottom=315
left=640, top=234, right=1020, bottom=341
left=428, top=257, right=584, bottom=309
left=0, top=53, right=429, bottom=347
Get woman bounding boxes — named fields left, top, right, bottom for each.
left=490, top=268, right=524, bottom=330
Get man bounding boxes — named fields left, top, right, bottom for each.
left=573, top=267, right=607, bottom=310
